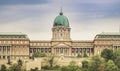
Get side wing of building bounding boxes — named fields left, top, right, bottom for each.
left=0, top=32, right=30, bottom=59
left=94, top=32, right=120, bottom=55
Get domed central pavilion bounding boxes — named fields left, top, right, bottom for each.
left=52, top=11, right=71, bottom=41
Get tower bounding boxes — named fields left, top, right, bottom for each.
left=52, top=10, right=71, bottom=41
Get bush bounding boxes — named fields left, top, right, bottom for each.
left=61, top=66, right=70, bottom=71
left=83, top=53, right=88, bottom=57
left=32, top=52, right=47, bottom=59
left=77, top=53, right=82, bottom=58
left=30, top=67, right=38, bottom=71
left=41, top=65, right=61, bottom=70
left=82, top=61, right=89, bottom=68
left=101, top=48, right=113, bottom=61
left=0, top=64, right=7, bottom=71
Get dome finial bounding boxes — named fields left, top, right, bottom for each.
left=59, top=6, right=63, bottom=15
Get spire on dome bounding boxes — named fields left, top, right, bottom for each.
left=59, top=7, right=63, bottom=15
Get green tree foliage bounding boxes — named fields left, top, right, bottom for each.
left=82, top=60, right=89, bottom=71
left=41, top=55, right=56, bottom=70
left=17, top=59, right=23, bottom=71
left=101, top=48, right=113, bottom=61
left=106, top=60, right=118, bottom=71
left=61, top=66, right=70, bottom=71
left=49, top=56, right=54, bottom=67
left=7, top=59, right=24, bottom=71
left=82, top=61, right=89, bottom=68
left=42, top=65, right=60, bottom=70
left=7, top=56, right=11, bottom=65
left=0, top=64, right=7, bottom=71
left=89, top=55, right=105, bottom=71
left=9, top=63, right=19, bottom=71
left=32, top=52, right=46, bottom=59
left=83, top=52, right=88, bottom=57
left=60, top=61, right=81, bottom=71
left=69, top=61, right=77, bottom=67
left=77, top=53, right=82, bottom=58
left=18, top=59, right=22, bottom=66
left=68, top=61, right=80, bottom=71
left=114, top=56, right=120, bottom=70
left=113, top=49, right=120, bottom=69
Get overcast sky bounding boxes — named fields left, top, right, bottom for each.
left=0, top=0, right=120, bottom=40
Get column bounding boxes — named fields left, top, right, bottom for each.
left=56, top=48, right=57, bottom=56
left=10, top=46, right=11, bottom=59
left=67, top=48, right=69, bottom=56
left=51, top=47, right=54, bottom=54
left=67, top=48, right=68, bottom=56
left=54, top=48, right=56, bottom=56
left=6, top=46, right=8, bottom=59
left=89, top=48, right=91, bottom=56
left=59, top=48, right=60, bottom=56
left=64, top=48, right=66, bottom=56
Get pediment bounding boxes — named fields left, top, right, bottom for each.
left=53, top=43, right=71, bottom=48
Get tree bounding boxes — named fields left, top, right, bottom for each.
left=106, top=60, right=118, bottom=71
left=0, top=64, right=7, bottom=71
left=82, top=61, right=89, bottom=71
left=114, top=56, right=120, bottom=70
left=61, top=61, right=81, bottom=71
left=49, top=56, right=54, bottom=67
left=61, top=66, right=70, bottom=71
left=89, top=55, right=105, bottom=71
left=101, top=48, right=113, bottom=61
left=113, top=49, right=120, bottom=59
left=113, top=49, right=120, bottom=69
left=17, top=59, right=23, bottom=71
left=9, top=63, right=18, bottom=71
left=83, top=52, right=88, bottom=57
left=7, top=56, right=11, bottom=65
left=82, top=60, right=89, bottom=68
left=69, top=61, right=77, bottom=67
left=68, top=61, right=80, bottom=71
left=32, top=52, right=46, bottom=59
left=42, top=54, right=55, bottom=70
left=77, top=53, right=82, bottom=58
left=8, top=59, right=24, bottom=71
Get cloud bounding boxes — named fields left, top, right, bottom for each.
left=0, top=0, right=120, bottom=40
left=0, top=0, right=49, bottom=5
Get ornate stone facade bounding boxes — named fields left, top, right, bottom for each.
left=0, top=32, right=30, bottom=59
left=0, top=12, right=120, bottom=59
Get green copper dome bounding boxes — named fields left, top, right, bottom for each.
left=54, top=12, right=69, bottom=27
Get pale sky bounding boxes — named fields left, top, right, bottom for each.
left=0, top=0, right=120, bottom=40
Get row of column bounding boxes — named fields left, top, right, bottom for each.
left=30, top=48, right=51, bottom=53
left=54, top=48, right=70, bottom=56
left=0, top=46, right=11, bottom=59
left=53, top=47, right=93, bottom=57
left=113, top=46, right=120, bottom=50
left=11, top=46, right=29, bottom=55
left=71, top=48, right=93, bottom=56
left=0, top=46, right=29, bottom=59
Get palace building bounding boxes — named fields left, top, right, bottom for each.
left=0, top=11, right=120, bottom=59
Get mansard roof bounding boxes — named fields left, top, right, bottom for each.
left=97, top=32, right=120, bottom=36
left=95, top=32, right=120, bottom=39
left=0, top=32, right=27, bottom=36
